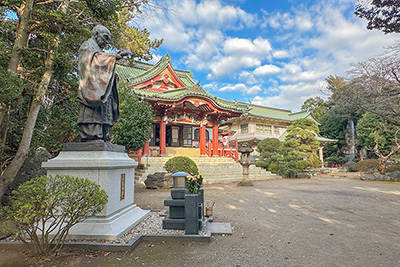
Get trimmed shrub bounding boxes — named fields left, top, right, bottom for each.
left=1, top=175, right=108, bottom=256
left=268, top=162, right=279, bottom=173
left=255, top=138, right=281, bottom=171
left=164, top=156, right=198, bottom=175
left=353, top=159, right=380, bottom=173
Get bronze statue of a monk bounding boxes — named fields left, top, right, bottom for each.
left=77, top=25, right=130, bottom=142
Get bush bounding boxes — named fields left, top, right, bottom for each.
left=256, top=138, right=281, bottom=171
left=387, top=162, right=400, bottom=173
left=1, top=175, right=108, bottom=256
left=164, top=156, right=199, bottom=175
left=388, top=171, right=400, bottom=181
left=268, top=162, right=279, bottom=173
left=348, top=166, right=358, bottom=172
left=353, top=159, right=380, bottom=173
left=326, top=156, right=347, bottom=166
left=277, top=148, right=313, bottom=178
left=113, top=82, right=154, bottom=151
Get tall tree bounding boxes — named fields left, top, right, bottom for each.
left=355, top=0, right=400, bottom=33
left=345, top=44, right=400, bottom=126
left=283, top=118, right=321, bottom=168
left=0, top=0, right=164, bottom=199
left=301, top=96, right=327, bottom=122
left=112, top=82, right=154, bottom=151
left=357, top=112, right=400, bottom=174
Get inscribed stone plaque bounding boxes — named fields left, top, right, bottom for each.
left=120, top=173, right=125, bottom=200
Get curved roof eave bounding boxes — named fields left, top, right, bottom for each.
left=137, top=91, right=247, bottom=113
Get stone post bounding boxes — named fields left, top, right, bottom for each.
left=185, top=194, right=199, bottom=235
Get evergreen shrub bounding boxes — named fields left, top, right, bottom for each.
left=1, top=175, right=108, bottom=256
left=164, top=156, right=198, bottom=175
left=353, top=159, right=380, bottom=173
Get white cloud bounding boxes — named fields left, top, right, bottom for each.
left=207, top=55, right=261, bottom=79
left=206, top=37, right=273, bottom=79
left=254, top=64, right=281, bottom=76
left=139, top=0, right=398, bottom=111
left=238, top=71, right=258, bottom=84
left=202, top=82, right=219, bottom=92
left=251, top=81, right=327, bottom=111
left=219, top=83, right=262, bottom=95
left=295, top=14, right=313, bottom=31
left=273, top=50, right=289, bottom=59
left=195, top=0, right=257, bottom=30
left=223, top=37, right=272, bottom=57
left=149, top=54, right=162, bottom=64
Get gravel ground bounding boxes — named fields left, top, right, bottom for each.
left=1, top=174, right=399, bottom=267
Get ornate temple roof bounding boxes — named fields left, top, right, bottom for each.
left=116, top=54, right=318, bottom=122
left=116, top=54, right=248, bottom=113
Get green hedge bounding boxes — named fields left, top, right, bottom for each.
left=353, top=159, right=379, bottom=173
left=164, top=156, right=198, bottom=175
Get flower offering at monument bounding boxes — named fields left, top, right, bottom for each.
left=187, top=173, right=203, bottom=194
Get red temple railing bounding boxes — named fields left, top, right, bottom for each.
left=206, top=139, right=238, bottom=162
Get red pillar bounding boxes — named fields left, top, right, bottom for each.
left=199, top=124, right=206, bottom=156
left=212, top=124, right=219, bottom=157
left=160, top=121, right=166, bottom=156
left=144, top=140, right=150, bottom=156
left=138, top=149, right=142, bottom=164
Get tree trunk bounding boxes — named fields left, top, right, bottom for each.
left=0, top=105, right=10, bottom=159
left=1, top=0, right=34, bottom=168
left=0, top=0, right=70, bottom=200
left=0, top=100, right=41, bottom=198
left=0, top=54, right=55, bottom=197
left=379, top=157, right=387, bottom=175
left=8, top=0, right=34, bottom=74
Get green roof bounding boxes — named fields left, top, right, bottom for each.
left=116, top=54, right=196, bottom=88
left=236, top=103, right=311, bottom=122
left=115, top=54, right=248, bottom=113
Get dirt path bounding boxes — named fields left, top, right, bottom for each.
left=1, top=175, right=399, bottom=267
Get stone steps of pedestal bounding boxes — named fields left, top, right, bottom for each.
left=137, top=156, right=280, bottom=184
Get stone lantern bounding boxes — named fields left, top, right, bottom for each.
left=172, top=172, right=188, bottom=188
left=171, top=172, right=189, bottom=199
left=163, top=172, right=203, bottom=234
left=237, top=142, right=255, bottom=186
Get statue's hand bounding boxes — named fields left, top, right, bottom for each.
left=116, top=49, right=132, bottom=59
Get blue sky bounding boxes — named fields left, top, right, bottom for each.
left=136, top=0, right=397, bottom=111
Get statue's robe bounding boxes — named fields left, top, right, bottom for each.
left=77, top=38, right=119, bottom=141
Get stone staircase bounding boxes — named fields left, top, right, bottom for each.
left=137, top=156, right=280, bottom=185
left=165, top=147, right=200, bottom=157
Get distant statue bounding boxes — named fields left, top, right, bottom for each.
left=77, top=25, right=131, bottom=142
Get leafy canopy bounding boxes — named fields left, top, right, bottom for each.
left=255, top=138, right=281, bottom=173
left=355, top=0, right=400, bottom=33
left=283, top=118, right=321, bottom=168
left=112, top=82, right=154, bottom=151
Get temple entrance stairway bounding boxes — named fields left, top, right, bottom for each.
left=136, top=156, right=280, bottom=185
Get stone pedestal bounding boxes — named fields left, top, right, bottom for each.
left=163, top=188, right=203, bottom=234
left=42, top=142, right=149, bottom=240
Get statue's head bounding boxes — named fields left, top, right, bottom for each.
left=92, top=25, right=111, bottom=49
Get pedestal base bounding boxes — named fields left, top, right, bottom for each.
left=66, top=204, right=149, bottom=241
left=42, top=141, right=148, bottom=241
left=237, top=180, right=254, bottom=186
